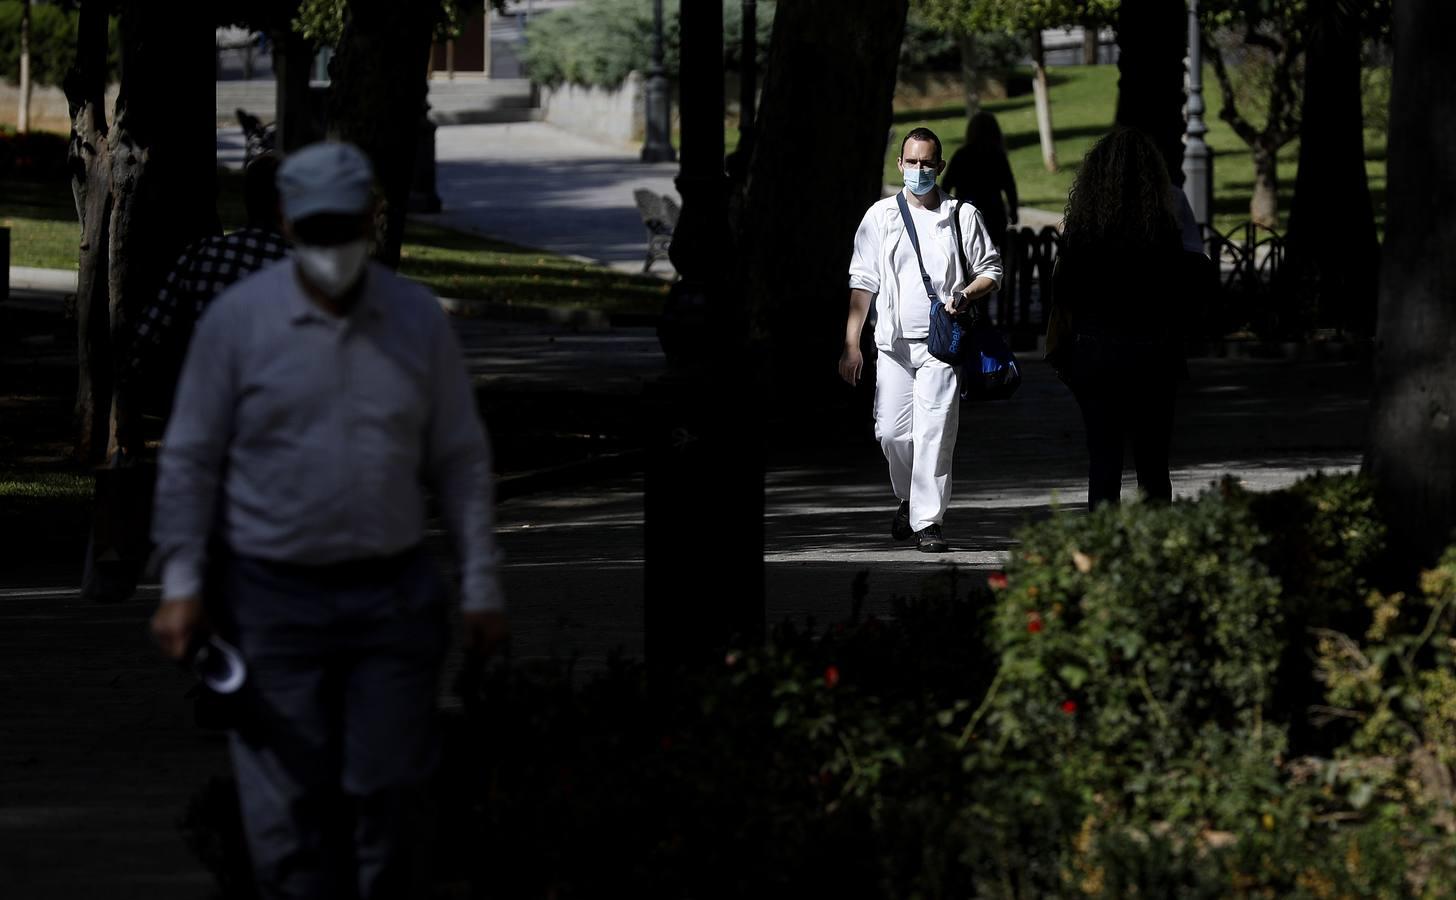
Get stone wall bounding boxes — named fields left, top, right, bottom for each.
left=538, top=71, right=651, bottom=148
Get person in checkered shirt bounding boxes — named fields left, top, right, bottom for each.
left=124, top=153, right=291, bottom=414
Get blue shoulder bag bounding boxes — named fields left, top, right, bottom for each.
left=948, top=199, right=1021, bottom=401
left=896, top=194, right=1021, bottom=401
left=896, top=192, right=974, bottom=366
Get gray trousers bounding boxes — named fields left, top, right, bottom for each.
left=220, top=548, right=448, bottom=900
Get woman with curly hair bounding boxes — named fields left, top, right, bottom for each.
left=1050, top=128, right=1205, bottom=509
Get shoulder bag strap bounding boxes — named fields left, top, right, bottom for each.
left=949, top=200, right=970, bottom=283
left=895, top=192, right=939, bottom=308
left=948, top=200, right=980, bottom=323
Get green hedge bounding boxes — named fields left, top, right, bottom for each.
left=520, top=1, right=997, bottom=90
left=522, top=0, right=776, bottom=90
left=0, top=127, right=70, bottom=178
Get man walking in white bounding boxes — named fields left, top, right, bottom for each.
left=839, top=127, right=1003, bottom=552
left=149, top=142, right=507, bottom=898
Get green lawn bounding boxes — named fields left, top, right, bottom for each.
left=398, top=220, right=668, bottom=314
left=0, top=170, right=668, bottom=315
left=886, top=64, right=1388, bottom=236
left=0, top=173, right=82, bottom=269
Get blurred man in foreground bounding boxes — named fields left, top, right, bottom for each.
left=150, top=141, right=507, bottom=898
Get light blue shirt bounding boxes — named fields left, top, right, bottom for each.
left=153, top=259, right=504, bottom=612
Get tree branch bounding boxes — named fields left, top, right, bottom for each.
left=1206, top=36, right=1260, bottom=148
left=1265, top=28, right=1305, bottom=147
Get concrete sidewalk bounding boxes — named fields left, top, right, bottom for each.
left=424, top=121, right=681, bottom=275
left=213, top=120, right=680, bottom=277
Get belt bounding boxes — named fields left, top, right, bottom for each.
left=238, top=544, right=424, bottom=588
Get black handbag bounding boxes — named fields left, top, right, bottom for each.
left=896, top=193, right=975, bottom=366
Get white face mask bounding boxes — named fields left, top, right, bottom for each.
left=295, top=240, right=369, bottom=298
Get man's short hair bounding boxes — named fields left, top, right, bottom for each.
left=900, top=127, right=943, bottom=161
left=243, top=153, right=283, bottom=229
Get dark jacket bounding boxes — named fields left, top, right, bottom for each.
left=1050, top=241, right=1209, bottom=379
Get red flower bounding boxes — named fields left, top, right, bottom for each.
left=988, top=571, right=1009, bottom=590
left=824, top=665, right=841, bottom=689
left=1027, top=611, right=1044, bottom=634
left=1060, top=700, right=1078, bottom=715
left=660, top=735, right=674, bottom=751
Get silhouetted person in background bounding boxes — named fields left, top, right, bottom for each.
left=124, top=153, right=290, bottom=418
left=1051, top=128, right=1205, bottom=509
left=942, top=112, right=1019, bottom=255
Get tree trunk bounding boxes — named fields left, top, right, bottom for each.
left=66, top=0, right=218, bottom=465
left=105, top=1, right=219, bottom=457
left=18, top=0, right=31, bottom=133
left=328, top=1, right=436, bottom=267
left=1030, top=30, right=1057, bottom=173
left=1250, top=143, right=1279, bottom=230
left=1114, top=0, right=1188, bottom=184
left=737, top=0, right=908, bottom=398
left=646, top=0, right=762, bottom=683
left=958, top=31, right=981, bottom=120
left=1366, top=0, right=1456, bottom=563
left=1082, top=23, right=1099, bottom=66
left=274, top=29, right=320, bottom=153
left=65, top=0, right=113, bottom=465
left=1286, top=0, right=1379, bottom=336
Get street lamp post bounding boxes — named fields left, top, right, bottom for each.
left=641, top=0, right=676, bottom=162
left=1183, top=0, right=1213, bottom=232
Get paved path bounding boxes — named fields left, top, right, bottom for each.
left=214, top=120, right=681, bottom=276
left=424, top=122, right=681, bottom=275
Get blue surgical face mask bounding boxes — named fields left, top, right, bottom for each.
left=902, top=164, right=938, bottom=196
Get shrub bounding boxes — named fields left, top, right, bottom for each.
left=0, top=128, right=70, bottom=178
left=989, top=492, right=1284, bottom=766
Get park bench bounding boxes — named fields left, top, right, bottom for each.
left=633, top=188, right=680, bottom=274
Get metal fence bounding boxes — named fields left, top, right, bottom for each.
left=989, top=222, right=1287, bottom=337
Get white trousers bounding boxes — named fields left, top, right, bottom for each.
left=873, top=339, right=960, bottom=532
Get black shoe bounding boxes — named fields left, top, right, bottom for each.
left=891, top=501, right=912, bottom=541
left=915, top=523, right=948, bottom=553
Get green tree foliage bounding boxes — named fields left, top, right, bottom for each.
left=0, top=0, right=116, bottom=87
left=899, top=11, right=1026, bottom=72
left=518, top=0, right=990, bottom=90
left=521, top=0, right=774, bottom=90
left=912, top=0, right=1116, bottom=34
left=1201, top=0, right=1390, bottom=228
left=292, top=0, right=502, bottom=46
